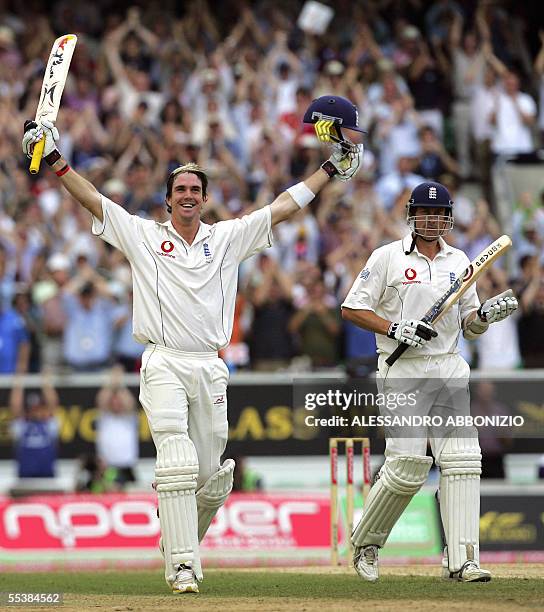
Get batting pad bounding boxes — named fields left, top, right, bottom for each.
left=439, top=435, right=482, bottom=572
left=196, top=458, right=235, bottom=542
left=351, top=456, right=433, bottom=548
left=155, top=435, right=202, bottom=581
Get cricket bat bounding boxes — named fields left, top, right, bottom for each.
left=29, top=34, right=77, bottom=175
left=385, top=234, right=512, bottom=366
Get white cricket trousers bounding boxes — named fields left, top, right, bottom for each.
left=139, top=344, right=230, bottom=488
left=377, top=352, right=473, bottom=464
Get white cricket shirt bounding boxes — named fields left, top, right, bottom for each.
left=490, top=91, right=536, bottom=155
left=92, top=196, right=273, bottom=352
left=342, top=234, right=480, bottom=357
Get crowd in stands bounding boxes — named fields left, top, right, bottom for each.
left=1, top=0, right=544, bottom=379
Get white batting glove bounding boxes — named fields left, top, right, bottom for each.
left=327, top=141, right=364, bottom=181
left=22, top=120, right=42, bottom=158
left=387, top=319, right=438, bottom=348
left=22, top=119, right=59, bottom=159
left=39, top=119, right=60, bottom=156
left=466, top=289, right=518, bottom=336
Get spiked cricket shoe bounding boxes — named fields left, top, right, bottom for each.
left=443, top=558, right=492, bottom=582
left=354, top=545, right=379, bottom=582
left=172, top=563, right=199, bottom=593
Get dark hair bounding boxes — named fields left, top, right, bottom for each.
left=165, top=163, right=208, bottom=213
left=80, top=281, right=95, bottom=297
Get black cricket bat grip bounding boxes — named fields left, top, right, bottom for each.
left=385, top=342, right=409, bottom=366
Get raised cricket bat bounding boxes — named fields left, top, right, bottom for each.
left=385, top=234, right=512, bottom=366
left=29, top=34, right=77, bottom=175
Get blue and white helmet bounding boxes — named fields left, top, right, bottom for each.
left=406, top=181, right=454, bottom=240
left=303, top=95, right=366, bottom=134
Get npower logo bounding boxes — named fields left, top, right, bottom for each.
left=209, top=499, right=319, bottom=537
left=3, top=499, right=159, bottom=547
left=0, top=494, right=326, bottom=549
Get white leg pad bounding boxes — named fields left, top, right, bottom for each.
left=439, top=434, right=482, bottom=573
left=155, top=435, right=202, bottom=582
left=196, top=459, right=235, bottom=542
left=352, top=456, right=432, bottom=548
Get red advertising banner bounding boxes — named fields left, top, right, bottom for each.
left=204, top=493, right=330, bottom=549
left=0, top=491, right=542, bottom=572
left=0, top=492, right=330, bottom=553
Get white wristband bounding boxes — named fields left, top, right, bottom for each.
left=287, top=182, right=315, bottom=209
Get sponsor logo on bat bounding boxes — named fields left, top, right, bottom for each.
left=36, top=82, right=62, bottom=117
left=49, top=54, right=65, bottom=78
left=463, top=264, right=474, bottom=282
left=58, top=35, right=74, bottom=50
left=475, top=244, right=501, bottom=268
left=48, top=36, right=75, bottom=79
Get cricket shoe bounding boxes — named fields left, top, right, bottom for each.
left=172, top=563, right=199, bottom=594
left=354, top=545, right=379, bottom=582
left=160, top=539, right=199, bottom=593
left=444, top=559, right=492, bottom=583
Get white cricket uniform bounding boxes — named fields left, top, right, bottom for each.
left=342, top=234, right=481, bottom=460
left=92, top=195, right=273, bottom=486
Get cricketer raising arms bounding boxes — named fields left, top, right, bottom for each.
left=22, top=96, right=364, bottom=593
left=342, top=181, right=518, bottom=582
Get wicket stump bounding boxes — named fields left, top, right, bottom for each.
left=329, top=437, right=371, bottom=566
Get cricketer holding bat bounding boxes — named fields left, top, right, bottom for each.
left=22, top=96, right=364, bottom=593
left=342, top=181, right=518, bottom=582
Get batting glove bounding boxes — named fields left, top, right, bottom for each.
left=387, top=319, right=438, bottom=349
left=22, top=119, right=59, bottom=159
left=466, top=289, right=518, bottom=336
left=327, top=140, right=364, bottom=181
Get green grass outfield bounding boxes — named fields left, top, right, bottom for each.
left=0, top=568, right=543, bottom=610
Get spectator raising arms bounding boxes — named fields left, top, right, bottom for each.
left=10, top=370, right=59, bottom=478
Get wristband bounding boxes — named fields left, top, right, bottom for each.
left=320, top=160, right=338, bottom=178
left=45, top=149, right=62, bottom=166
left=287, top=182, right=315, bottom=209
left=387, top=322, right=398, bottom=339
left=55, top=164, right=70, bottom=177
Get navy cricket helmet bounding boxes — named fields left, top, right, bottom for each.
left=406, top=181, right=454, bottom=245
left=303, top=95, right=366, bottom=133
left=408, top=181, right=453, bottom=212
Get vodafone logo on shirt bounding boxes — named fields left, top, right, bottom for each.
left=157, top=240, right=176, bottom=259
left=403, top=268, right=420, bottom=285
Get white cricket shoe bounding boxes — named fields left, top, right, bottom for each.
left=457, top=560, right=492, bottom=582
left=160, top=539, right=200, bottom=593
left=443, top=559, right=492, bottom=582
left=354, top=545, right=379, bottom=582
left=172, top=563, right=199, bottom=593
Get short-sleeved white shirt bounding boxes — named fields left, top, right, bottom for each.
left=92, top=196, right=273, bottom=352
left=490, top=91, right=536, bottom=155
left=342, top=234, right=480, bottom=357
